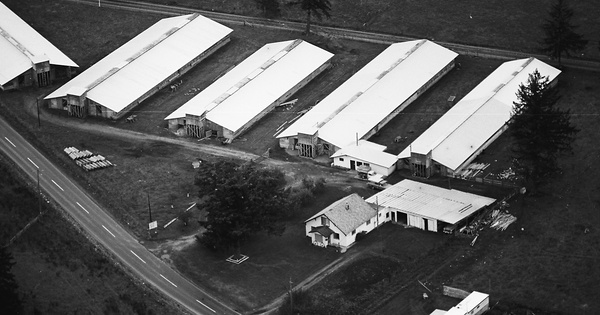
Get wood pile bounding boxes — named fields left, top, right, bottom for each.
left=489, top=209, right=517, bottom=231
left=64, top=147, right=113, bottom=172
left=458, top=162, right=490, bottom=179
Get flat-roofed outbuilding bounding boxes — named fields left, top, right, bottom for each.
left=365, top=179, right=496, bottom=232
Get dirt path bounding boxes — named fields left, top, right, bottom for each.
left=24, top=94, right=364, bottom=189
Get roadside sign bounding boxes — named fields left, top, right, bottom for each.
left=149, top=221, right=158, bottom=230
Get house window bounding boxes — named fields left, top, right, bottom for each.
left=333, top=233, right=339, bottom=240
left=352, top=230, right=356, bottom=235
left=386, top=213, right=390, bottom=218
left=321, top=216, right=329, bottom=226
left=364, top=163, right=370, bottom=167
left=356, top=162, right=362, bottom=166
left=339, top=158, right=344, bottom=162
left=323, top=143, right=330, bottom=151
left=366, top=219, right=371, bottom=225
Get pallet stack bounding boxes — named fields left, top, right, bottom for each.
left=64, top=147, right=113, bottom=171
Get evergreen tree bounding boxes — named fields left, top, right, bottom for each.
left=0, top=247, right=22, bottom=315
left=254, top=0, right=280, bottom=18
left=195, top=161, right=290, bottom=253
left=509, top=70, right=578, bottom=192
left=290, top=0, right=332, bottom=35
left=541, top=0, right=588, bottom=66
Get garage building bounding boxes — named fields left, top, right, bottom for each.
left=0, top=2, right=77, bottom=90
left=165, top=39, right=333, bottom=141
left=277, top=40, right=457, bottom=175
left=365, top=179, right=496, bottom=232
left=45, top=13, right=232, bottom=119
left=397, top=57, right=561, bottom=178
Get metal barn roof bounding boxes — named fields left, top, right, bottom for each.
left=331, top=140, right=397, bottom=168
left=365, top=179, right=495, bottom=224
left=445, top=291, right=489, bottom=315
left=0, top=2, right=78, bottom=85
left=306, top=193, right=376, bottom=235
left=45, top=13, right=232, bottom=113
left=166, top=39, right=333, bottom=133
left=277, top=40, right=458, bottom=149
left=398, top=58, right=561, bottom=171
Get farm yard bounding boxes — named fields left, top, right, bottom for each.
left=0, top=0, right=599, bottom=314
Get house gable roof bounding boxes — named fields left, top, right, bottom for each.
left=305, top=193, right=376, bottom=235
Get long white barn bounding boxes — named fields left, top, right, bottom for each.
left=45, top=13, right=232, bottom=119
left=397, top=57, right=561, bottom=178
left=0, top=2, right=78, bottom=90
left=276, top=39, right=457, bottom=174
left=165, top=39, right=333, bottom=141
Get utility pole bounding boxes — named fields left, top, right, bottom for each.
left=289, top=276, right=293, bottom=313
left=147, top=192, right=152, bottom=222
left=37, top=168, right=42, bottom=214
left=36, top=97, right=41, bottom=128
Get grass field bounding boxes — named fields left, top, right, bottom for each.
left=144, top=0, right=600, bottom=60
left=1, top=0, right=599, bottom=314
left=0, top=158, right=180, bottom=315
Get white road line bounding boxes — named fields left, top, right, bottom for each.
left=196, top=300, right=216, bottom=313
left=76, top=202, right=90, bottom=214
left=27, top=157, right=39, bottom=169
left=159, top=274, right=178, bottom=288
left=51, top=180, right=64, bottom=191
left=130, top=250, right=146, bottom=264
left=4, top=137, right=16, bottom=147
left=102, top=225, right=116, bottom=238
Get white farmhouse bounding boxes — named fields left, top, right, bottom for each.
left=305, top=193, right=381, bottom=253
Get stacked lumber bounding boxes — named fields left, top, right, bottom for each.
left=458, top=162, right=490, bottom=179
left=490, top=210, right=517, bottom=231
left=64, top=147, right=113, bottom=171
left=64, top=147, right=93, bottom=160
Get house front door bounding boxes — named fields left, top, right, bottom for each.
left=391, top=212, right=396, bottom=222
left=350, top=160, right=356, bottom=170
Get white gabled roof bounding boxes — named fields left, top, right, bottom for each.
left=365, top=179, right=495, bottom=225
left=277, top=40, right=457, bottom=149
left=331, top=140, right=397, bottom=168
left=446, top=291, right=489, bottom=315
left=166, top=39, right=333, bottom=133
left=45, top=14, right=232, bottom=113
left=0, top=2, right=78, bottom=85
left=398, top=58, right=561, bottom=172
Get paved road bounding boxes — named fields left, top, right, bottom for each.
left=0, top=116, right=240, bottom=315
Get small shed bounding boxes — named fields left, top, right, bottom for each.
left=330, top=140, right=397, bottom=176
